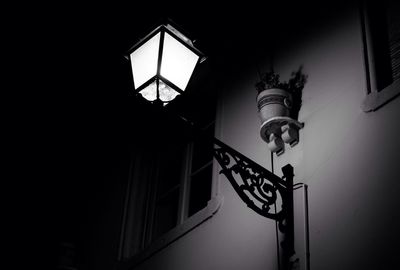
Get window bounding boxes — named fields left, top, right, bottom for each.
left=118, top=116, right=222, bottom=264
left=361, top=0, right=400, bottom=111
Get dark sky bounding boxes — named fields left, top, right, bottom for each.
left=28, top=2, right=353, bottom=179
left=38, top=1, right=349, bottom=97
left=34, top=1, right=351, bottom=198
left=38, top=3, right=282, bottom=160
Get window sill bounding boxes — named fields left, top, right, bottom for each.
left=362, top=79, right=400, bottom=112
left=117, top=195, right=223, bottom=270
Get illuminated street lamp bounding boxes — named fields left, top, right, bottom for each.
left=126, top=20, right=303, bottom=270
left=126, top=19, right=294, bottom=222
left=127, top=22, right=205, bottom=105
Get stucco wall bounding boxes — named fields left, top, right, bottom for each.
left=130, top=3, right=400, bottom=270
left=271, top=4, right=400, bottom=270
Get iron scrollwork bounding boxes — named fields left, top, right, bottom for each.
left=213, top=138, right=292, bottom=221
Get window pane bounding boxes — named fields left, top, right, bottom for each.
left=157, top=147, right=183, bottom=194
left=367, top=1, right=394, bottom=90
left=386, top=1, right=400, bottom=81
left=130, top=33, right=160, bottom=89
left=152, top=189, right=180, bottom=240
left=188, top=164, right=212, bottom=217
left=139, top=81, right=157, bottom=101
left=160, top=32, right=199, bottom=90
left=191, top=125, right=214, bottom=172
left=158, top=79, right=180, bottom=102
left=192, top=142, right=213, bottom=172
left=138, top=79, right=181, bottom=103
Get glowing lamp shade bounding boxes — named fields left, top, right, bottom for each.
left=128, top=23, right=204, bottom=105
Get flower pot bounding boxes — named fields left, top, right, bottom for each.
left=256, top=88, right=293, bottom=147
left=257, top=88, right=292, bottom=123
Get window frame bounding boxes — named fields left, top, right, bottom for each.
left=360, top=1, right=400, bottom=112
left=117, top=121, right=223, bottom=268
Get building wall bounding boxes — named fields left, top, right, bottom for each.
left=128, top=62, right=280, bottom=270
left=131, top=4, right=399, bottom=270
left=271, top=4, right=400, bottom=269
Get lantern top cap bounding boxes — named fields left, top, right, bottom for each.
left=164, top=23, right=193, bottom=46
left=126, top=19, right=205, bottom=61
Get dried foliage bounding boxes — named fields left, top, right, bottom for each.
left=255, top=67, right=308, bottom=95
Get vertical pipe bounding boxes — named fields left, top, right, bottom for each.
left=281, top=165, right=295, bottom=270
left=271, top=152, right=281, bottom=270
left=303, top=184, right=310, bottom=270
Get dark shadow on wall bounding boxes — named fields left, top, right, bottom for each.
left=289, top=66, right=308, bottom=121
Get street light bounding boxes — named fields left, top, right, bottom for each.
left=126, top=19, right=294, bottom=220
left=126, top=20, right=296, bottom=269
left=126, top=21, right=205, bottom=106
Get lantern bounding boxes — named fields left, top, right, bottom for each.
left=127, top=22, right=205, bottom=105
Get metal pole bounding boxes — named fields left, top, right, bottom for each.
left=303, top=184, right=310, bottom=270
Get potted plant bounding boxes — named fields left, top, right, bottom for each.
left=255, top=67, right=307, bottom=152
left=255, top=67, right=307, bottom=124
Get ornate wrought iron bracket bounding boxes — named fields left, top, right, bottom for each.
left=213, top=138, right=296, bottom=269
left=162, top=109, right=294, bottom=223
left=213, top=138, right=293, bottom=222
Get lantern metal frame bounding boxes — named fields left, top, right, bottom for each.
left=126, top=21, right=206, bottom=105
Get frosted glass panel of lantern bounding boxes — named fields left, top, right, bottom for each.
left=160, top=32, right=199, bottom=90
left=139, top=81, right=157, bottom=101
left=130, top=33, right=160, bottom=89
left=158, top=79, right=180, bottom=103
